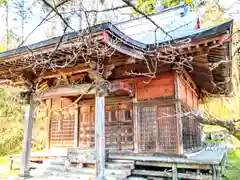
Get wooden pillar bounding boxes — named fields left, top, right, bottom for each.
left=172, top=164, right=178, bottom=180
left=46, top=99, right=52, bottom=149
left=19, top=94, right=35, bottom=177
left=133, top=98, right=139, bottom=153
left=212, top=165, right=221, bottom=180
left=174, top=73, right=183, bottom=155
left=74, top=104, right=79, bottom=148
left=95, top=96, right=106, bottom=180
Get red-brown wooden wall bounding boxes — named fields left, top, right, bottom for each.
left=136, top=73, right=174, bottom=100
left=47, top=72, right=200, bottom=154
left=179, top=76, right=198, bottom=109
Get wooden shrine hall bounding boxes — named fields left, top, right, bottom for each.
left=0, top=6, right=233, bottom=180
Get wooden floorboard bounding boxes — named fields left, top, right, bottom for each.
left=132, top=169, right=212, bottom=180
left=109, top=148, right=226, bottom=165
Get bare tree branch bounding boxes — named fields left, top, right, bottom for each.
left=121, top=0, right=173, bottom=40
left=41, top=0, right=75, bottom=32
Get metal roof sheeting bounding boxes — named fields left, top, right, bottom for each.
left=116, top=6, right=198, bottom=44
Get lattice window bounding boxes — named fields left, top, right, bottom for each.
left=139, top=106, right=157, bottom=151
left=182, top=106, right=202, bottom=151
left=157, top=105, right=177, bottom=154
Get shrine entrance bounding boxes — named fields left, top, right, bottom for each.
left=105, top=103, right=134, bottom=151
left=69, top=101, right=134, bottom=152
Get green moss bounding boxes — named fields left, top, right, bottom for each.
left=205, top=139, right=223, bottom=143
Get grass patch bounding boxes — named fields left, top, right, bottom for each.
left=0, top=156, right=18, bottom=178
left=0, top=156, right=8, bottom=164
left=225, top=149, right=240, bottom=180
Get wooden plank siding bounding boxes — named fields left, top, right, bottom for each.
left=176, top=74, right=202, bottom=152
left=136, top=73, right=174, bottom=100
left=179, top=75, right=199, bottom=109
left=50, top=98, right=75, bottom=148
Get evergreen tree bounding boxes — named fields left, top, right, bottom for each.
left=0, top=0, right=7, bottom=5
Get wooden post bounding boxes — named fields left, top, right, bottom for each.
left=19, top=94, right=35, bottom=177
left=46, top=99, right=52, bottom=149
left=95, top=96, right=106, bottom=180
left=174, top=73, right=184, bottom=155
left=133, top=98, right=139, bottom=153
left=212, top=165, right=217, bottom=180
left=172, top=164, right=178, bottom=180
left=74, top=104, right=79, bottom=148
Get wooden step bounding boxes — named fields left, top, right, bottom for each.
left=42, top=159, right=66, bottom=165
left=110, top=159, right=135, bottom=164
left=31, top=164, right=66, bottom=172
left=67, top=167, right=131, bottom=178
left=30, top=170, right=128, bottom=180
left=106, top=162, right=134, bottom=169
left=128, top=177, right=148, bottom=180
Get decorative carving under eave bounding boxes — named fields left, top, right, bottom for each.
left=37, top=84, right=94, bottom=100
left=88, top=63, right=115, bottom=80
left=36, top=81, right=135, bottom=99
left=109, top=82, right=135, bottom=97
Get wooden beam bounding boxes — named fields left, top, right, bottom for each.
left=77, top=96, right=132, bottom=106
left=39, top=59, right=136, bottom=81
left=40, top=64, right=91, bottom=79
left=74, top=104, right=79, bottom=148
left=135, top=161, right=212, bottom=170
left=39, top=84, right=95, bottom=99
left=133, top=98, right=139, bottom=152
left=19, top=94, right=35, bottom=177
left=174, top=73, right=183, bottom=155
left=46, top=99, right=52, bottom=149
left=95, top=96, right=106, bottom=179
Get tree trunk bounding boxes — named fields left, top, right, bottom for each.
left=200, top=116, right=240, bottom=140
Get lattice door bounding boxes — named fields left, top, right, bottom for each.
left=157, top=105, right=177, bottom=154
left=105, top=104, right=133, bottom=151
left=139, top=106, right=157, bottom=151
left=50, top=98, right=75, bottom=148
left=182, top=106, right=202, bottom=151
left=79, top=106, right=95, bottom=148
